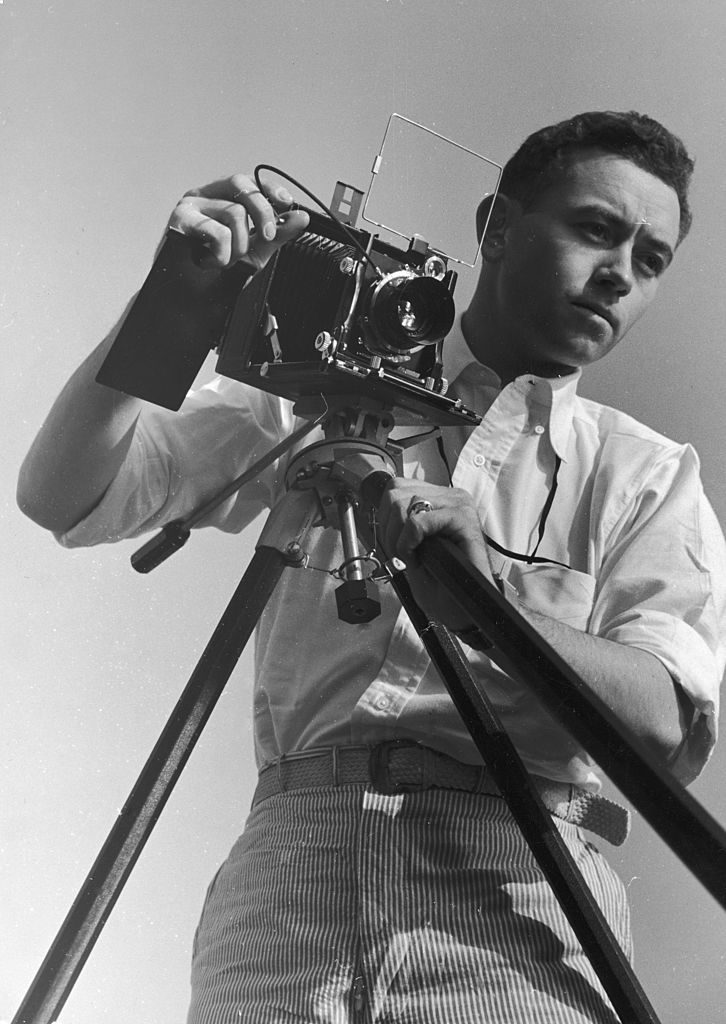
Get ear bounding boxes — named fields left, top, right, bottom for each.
left=476, top=193, right=516, bottom=262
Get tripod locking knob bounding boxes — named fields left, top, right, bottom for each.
left=335, top=578, right=381, bottom=623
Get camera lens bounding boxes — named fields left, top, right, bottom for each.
left=397, top=298, right=419, bottom=332
left=364, top=271, right=455, bottom=357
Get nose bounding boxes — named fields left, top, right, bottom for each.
left=594, top=245, right=633, bottom=296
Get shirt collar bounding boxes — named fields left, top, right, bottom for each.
left=443, top=316, right=581, bottom=463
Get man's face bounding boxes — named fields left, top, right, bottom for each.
left=489, top=150, right=682, bottom=377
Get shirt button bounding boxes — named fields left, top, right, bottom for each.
left=472, top=454, right=485, bottom=467
left=534, top=425, right=545, bottom=435
left=375, top=695, right=391, bottom=710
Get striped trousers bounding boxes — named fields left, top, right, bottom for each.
left=187, top=786, right=631, bottom=1023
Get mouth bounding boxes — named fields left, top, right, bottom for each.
left=571, top=300, right=617, bottom=332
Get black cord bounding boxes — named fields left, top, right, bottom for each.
left=254, top=163, right=383, bottom=279
left=436, top=434, right=454, bottom=484
left=526, top=455, right=561, bottom=562
left=435, top=433, right=568, bottom=569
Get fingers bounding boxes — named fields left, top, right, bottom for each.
left=377, top=479, right=430, bottom=558
left=376, top=479, right=494, bottom=629
left=170, top=199, right=251, bottom=266
left=378, top=480, right=481, bottom=563
left=168, top=173, right=309, bottom=269
left=250, top=207, right=310, bottom=267
left=397, top=506, right=483, bottom=562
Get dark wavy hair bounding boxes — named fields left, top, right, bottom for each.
left=499, top=110, right=694, bottom=243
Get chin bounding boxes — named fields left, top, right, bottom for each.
left=546, top=334, right=617, bottom=372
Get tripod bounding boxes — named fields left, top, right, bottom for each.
left=13, top=401, right=726, bottom=1024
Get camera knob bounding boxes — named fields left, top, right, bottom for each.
left=315, top=331, right=334, bottom=355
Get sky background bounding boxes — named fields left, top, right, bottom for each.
left=3, top=1, right=726, bottom=1021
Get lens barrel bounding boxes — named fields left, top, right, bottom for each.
left=363, top=270, right=455, bottom=357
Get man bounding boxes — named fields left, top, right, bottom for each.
left=18, top=111, right=726, bottom=1023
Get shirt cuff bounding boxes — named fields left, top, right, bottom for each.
left=56, top=431, right=169, bottom=548
left=604, top=611, right=720, bottom=785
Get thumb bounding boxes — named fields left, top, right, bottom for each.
left=246, top=208, right=309, bottom=269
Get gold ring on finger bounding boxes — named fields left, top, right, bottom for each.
left=233, top=187, right=263, bottom=201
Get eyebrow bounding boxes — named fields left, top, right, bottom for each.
left=574, top=203, right=675, bottom=267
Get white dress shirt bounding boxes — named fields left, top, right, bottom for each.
left=61, top=319, right=726, bottom=790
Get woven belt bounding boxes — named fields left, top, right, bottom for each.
left=253, top=741, right=630, bottom=846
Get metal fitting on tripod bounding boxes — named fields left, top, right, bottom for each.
left=334, top=492, right=380, bottom=622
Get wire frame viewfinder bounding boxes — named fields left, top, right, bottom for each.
left=362, top=114, right=502, bottom=268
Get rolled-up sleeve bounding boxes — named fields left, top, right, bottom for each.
left=58, top=377, right=291, bottom=549
left=589, top=442, right=726, bottom=784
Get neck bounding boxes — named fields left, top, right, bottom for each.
left=461, top=285, right=578, bottom=384
left=461, top=291, right=524, bottom=385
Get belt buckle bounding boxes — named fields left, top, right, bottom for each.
left=369, top=739, right=425, bottom=795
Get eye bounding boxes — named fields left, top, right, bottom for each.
left=579, top=221, right=611, bottom=243
left=636, top=251, right=666, bottom=279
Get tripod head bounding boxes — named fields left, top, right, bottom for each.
left=283, top=400, right=401, bottom=622
left=131, top=394, right=430, bottom=624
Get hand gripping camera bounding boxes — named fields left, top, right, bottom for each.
left=214, top=177, right=473, bottom=427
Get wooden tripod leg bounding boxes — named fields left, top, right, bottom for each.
left=392, top=569, right=661, bottom=1024
left=13, top=487, right=322, bottom=1024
